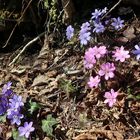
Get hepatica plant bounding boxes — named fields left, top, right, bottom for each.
left=0, top=82, right=35, bottom=139
left=66, top=7, right=124, bottom=46
left=65, top=7, right=139, bottom=108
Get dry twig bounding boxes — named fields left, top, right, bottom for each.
left=3, top=0, right=32, bottom=48
left=102, top=0, right=122, bottom=19
left=9, top=31, right=46, bottom=66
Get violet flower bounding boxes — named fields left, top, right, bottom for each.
left=132, top=44, right=140, bottom=60
left=111, top=17, right=124, bottom=30
left=91, top=9, right=102, bottom=19
left=2, top=82, right=12, bottom=96
left=0, top=96, right=8, bottom=115
left=9, top=94, right=24, bottom=109
left=93, top=22, right=105, bottom=33
left=7, top=110, right=24, bottom=125
left=84, top=47, right=96, bottom=69
left=80, top=22, right=91, bottom=31
left=18, top=122, right=35, bottom=138
left=79, top=22, right=91, bottom=45
left=113, top=46, right=130, bottom=62
left=98, top=62, right=115, bottom=80
left=92, top=45, right=107, bottom=59
left=79, top=32, right=91, bottom=45
left=91, top=7, right=107, bottom=20
left=7, top=103, right=20, bottom=116
left=66, top=25, right=74, bottom=40
left=88, top=76, right=100, bottom=88
left=104, top=89, right=118, bottom=107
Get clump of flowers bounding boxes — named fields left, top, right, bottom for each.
left=91, top=7, right=107, bottom=33
left=0, top=82, right=35, bottom=139
left=65, top=7, right=137, bottom=109
left=84, top=45, right=107, bottom=69
left=7, top=94, right=24, bottom=125
left=83, top=44, right=131, bottom=107
left=0, top=82, right=13, bottom=115
left=65, top=7, right=125, bottom=46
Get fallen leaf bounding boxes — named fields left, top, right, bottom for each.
left=73, top=133, right=96, bottom=140
left=32, top=74, right=48, bottom=87
left=123, top=26, right=136, bottom=40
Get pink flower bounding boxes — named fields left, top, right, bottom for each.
left=104, top=89, right=118, bottom=107
left=113, top=46, right=130, bottom=62
left=98, top=62, right=115, bottom=80
left=92, top=46, right=107, bottom=59
left=84, top=48, right=96, bottom=69
left=88, top=76, right=100, bottom=88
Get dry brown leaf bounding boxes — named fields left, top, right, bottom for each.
left=123, top=26, right=136, bottom=40
left=46, top=70, right=57, bottom=78
left=74, top=128, right=124, bottom=140
left=89, top=129, right=124, bottom=140
left=128, top=136, right=140, bottom=140
left=117, top=37, right=129, bottom=43
left=40, top=79, right=58, bottom=95
left=73, top=133, right=96, bottom=140
left=31, top=74, right=48, bottom=87
left=43, top=137, right=51, bottom=140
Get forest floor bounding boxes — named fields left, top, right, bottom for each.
left=1, top=3, right=140, bottom=140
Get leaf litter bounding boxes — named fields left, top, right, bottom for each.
left=1, top=19, right=140, bottom=140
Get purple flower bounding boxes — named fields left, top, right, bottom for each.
left=2, top=82, right=12, bottom=96
left=93, top=22, right=105, bottom=33
left=7, top=110, right=23, bottom=125
left=79, top=32, right=91, bottom=45
left=79, top=22, right=91, bottom=45
left=0, top=96, right=8, bottom=115
left=7, top=103, right=20, bottom=116
left=98, top=62, right=115, bottom=80
left=132, top=45, right=140, bottom=60
left=113, top=46, right=130, bottom=62
left=104, top=89, right=118, bottom=107
left=2, top=82, right=12, bottom=93
left=92, top=45, right=107, bottom=59
left=66, top=25, right=74, bottom=40
left=91, top=9, right=102, bottom=19
left=91, top=7, right=107, bottom=19
left=9, top=94, right=24, bottom=109
left=18, top=122, right=35, bottom=138
left=84, top=47, right=96, bottom=69
left=80, top=22, right=91, bottom=31
left=88, top=76, right=100, bottom=88
left=101, top=7, right=107, bottom=15
left=111, top=17, right=124, bottom=30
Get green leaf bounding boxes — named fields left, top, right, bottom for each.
left=0, top=114, right=6, bottom=123
left=41, top=114, right=57, bottom=136
left=28, top=100, right=41, bottom=114
left=12, top=129, right=26, bottom=140
left=135, top=94, right=140, bottom=99
left=59, top=79, right=76, bottom=97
